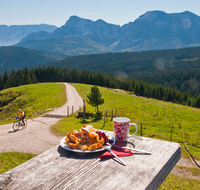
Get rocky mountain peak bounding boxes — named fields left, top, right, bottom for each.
left=12, top=10, right=200, bottom=56
left=64, top=15, right=93, bottom=27
left=138, top=10, right=168, bottom=21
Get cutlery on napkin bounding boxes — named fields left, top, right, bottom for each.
left=113, top=145, right=151, bottom=155
left=100, top=141, right=133, bottom=160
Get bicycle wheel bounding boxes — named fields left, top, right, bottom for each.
left=22, top=119, right=27, bottom=129
left=13, top=121, right=19, bottom=131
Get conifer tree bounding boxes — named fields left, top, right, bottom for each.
left=3, top=70, right=9, bottom=89
left=0, top=74, right=2, bottom=90
left=195, top=95, right=200, bottom=108
left=86, top=85, right=104, bottom=114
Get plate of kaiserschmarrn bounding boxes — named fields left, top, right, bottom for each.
left=60, top=124, right=110, bottom=153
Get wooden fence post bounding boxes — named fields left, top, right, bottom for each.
left=170, top=123, right=173, bottom=142
left=67, top=106, right=69, bottom=117
left=83, top=99, right=86, bottom=120
left=111, top=109, right=113, bottom=120
left=72, top=106, right=74, bottom=115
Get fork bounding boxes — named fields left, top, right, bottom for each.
left=104, top=137, right=126, bottom=166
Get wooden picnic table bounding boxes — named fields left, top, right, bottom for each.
left=0, top=131, right=181, bottom=190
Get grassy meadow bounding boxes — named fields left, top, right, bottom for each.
left=51, top=83, right=200, bottom=160
left=158, top=174, right=200, bottom=190
left=0, top=82, right=66, bottom=124
left=0, top=152, right=36, bottom=174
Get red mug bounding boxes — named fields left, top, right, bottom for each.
left=113, top=117, right=138, bottom=141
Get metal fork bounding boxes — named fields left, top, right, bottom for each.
left=104, top=137, right=126, bottom=166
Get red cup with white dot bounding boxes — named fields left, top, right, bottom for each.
left=113, top=117, right=137, bottom=141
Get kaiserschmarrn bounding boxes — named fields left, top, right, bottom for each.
left=65, top=125, right=108, bottom=151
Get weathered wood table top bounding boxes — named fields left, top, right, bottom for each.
left=0, top=132, right=181, bottom=190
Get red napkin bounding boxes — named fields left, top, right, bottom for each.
left=100, top=141, right=133, bottom=160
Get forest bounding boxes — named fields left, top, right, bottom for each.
left=1, top=66, right=200, bottom=108
left=43, top=45, right=200, bottom=96
left=1, top=45, right=200, bottom=97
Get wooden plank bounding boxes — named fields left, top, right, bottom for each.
left=0, top=135, right=180, bottom=190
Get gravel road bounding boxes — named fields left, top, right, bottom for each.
left=0, top=83, right=83, bottom=154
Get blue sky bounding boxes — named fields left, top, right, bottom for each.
left=1, top=0, right=200, bottom=27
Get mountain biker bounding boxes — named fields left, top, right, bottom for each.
left=16, top=109, right=26, bottom=124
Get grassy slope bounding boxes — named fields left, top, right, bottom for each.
left=51, top=83, right=200, bottom=159
left=0, top=83, right=66, bottom=174
left=0, top=82, right=66, bottom=124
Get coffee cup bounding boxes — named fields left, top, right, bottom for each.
left=113, top=117, right=137, bottom=141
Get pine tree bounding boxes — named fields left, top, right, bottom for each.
left=29, top=70, right=37, bottom=83
left=139, top=82, right=145, bottom=96
left=129, top=84, right=134, bottom=92
left=22, top=67, right=31, bottom=84
left=0, top=74, right=3, bottom=90
left=134, top=82, right=140, bottom=95
left=2, top=70, right=9, bottom=89
left=86, top=85, right=104, bottom=114
left=195, top=95, right=200, bottom=108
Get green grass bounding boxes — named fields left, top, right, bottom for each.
left=51, top=83, right=200, bottom=160
left=0, top=82, right=66, bottom=124
left=0, top=152, right=36, bottom=174
left=176, top=166, right=200, bottom=176
left=158, top=174, right=200, bottom=190
left=0, top=83, right=67, bottom=175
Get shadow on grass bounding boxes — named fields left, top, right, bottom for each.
left=75, top=118, right=99, bottom=125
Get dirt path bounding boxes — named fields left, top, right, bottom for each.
left=0, top=83, right=83, bottom=154
left=171, top=157, right=200, bottom=181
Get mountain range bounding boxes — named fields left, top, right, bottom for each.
left=0, top=24, right=57, bottom=46
left=11, top=10, right=200, bottom=56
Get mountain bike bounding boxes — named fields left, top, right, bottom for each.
left=13, top=117, right=27, bottom=131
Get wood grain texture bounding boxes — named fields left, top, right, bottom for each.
left=0, top=133, right=181, bottom=190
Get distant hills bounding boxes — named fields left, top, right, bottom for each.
left=0, top=24, right=57, bottom=46
left=12, top=10, right=200, bottom=56
left=44, top=46, right=200, bottom=76
left=1, top=41, right=200, bottom=95
left=0, top=46, right=67, bottom=73
left=42, top=45, right=200, bottom=95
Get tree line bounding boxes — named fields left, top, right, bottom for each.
left=1, top=66, right=200, bottom=108
left=44, top=46, right=200, bottom=97
left=135, top=68, right=200, bottom=96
